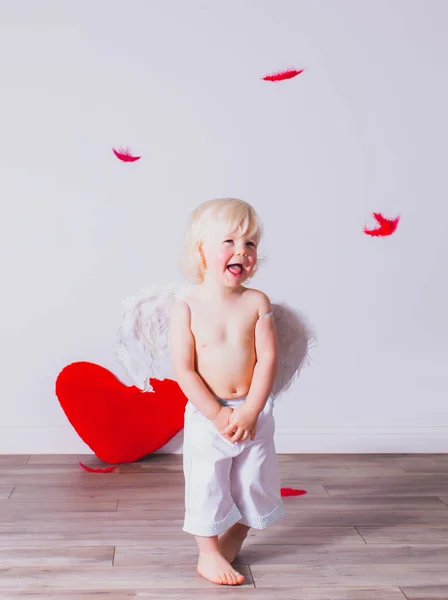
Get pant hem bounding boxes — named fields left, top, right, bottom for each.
left=238, top=500, right=285, bottom=529
left=183, top=503, right=242, bottom=537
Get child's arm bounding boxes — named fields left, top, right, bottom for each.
left=244, top=292, right=278, bottom=414
left=170, top=299, right=225, bottom=422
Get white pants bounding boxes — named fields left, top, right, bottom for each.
left=182, top=396, right=284, bottom=537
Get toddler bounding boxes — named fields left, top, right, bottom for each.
left=170, top=197, right=284, bottom=586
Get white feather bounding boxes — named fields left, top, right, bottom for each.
left=116, top=283, right=314, bottom=397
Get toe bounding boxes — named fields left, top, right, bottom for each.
left=234, top=570, right=245, bottom=584
left=227, top=570, right=237, bottom=585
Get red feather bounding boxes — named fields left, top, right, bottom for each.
left=112, top=147, right=141, bottom=163
left=364, top=213, right=400, bottom=237
left=281, top=487, right=307, bottom=497
left=262, top=69, right=304, bottom=82
left=79, top=462, right=118, bottom=473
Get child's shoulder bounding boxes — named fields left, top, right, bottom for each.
left=242, top=287, right=272, bottom=316
left=171, top=296, right=191, bottom=321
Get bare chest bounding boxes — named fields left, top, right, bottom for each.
left=190, top=307, right=255, bottom=348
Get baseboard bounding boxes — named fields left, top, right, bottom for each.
left=273, top=425, right=448, bottom=453
left=1, top=426, right=447, bottom=454
left=0, top=427, right=92, bottom=454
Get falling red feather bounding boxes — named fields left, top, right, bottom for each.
left=364, top=213, right=400, bottom=237
left=112, top=147, right=141, bottom=163
left=262, top=69, right=304, bottom=82
left=281, top=487, right=307, bottom=497
left=79, top=462, right=118, bottom=473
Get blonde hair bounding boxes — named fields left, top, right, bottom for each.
left=180, top=197, right=264, bottom=284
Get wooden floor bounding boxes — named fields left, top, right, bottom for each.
left=1, top=454, right=448, bottom=599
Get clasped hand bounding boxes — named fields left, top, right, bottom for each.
left=214, top=404, right=260, bottom=444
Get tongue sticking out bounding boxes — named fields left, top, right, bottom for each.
left=227, top=264, right=242, bottom=276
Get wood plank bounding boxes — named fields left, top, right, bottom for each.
left=27, top=452, right=435, bottom=467
left=396, top=456, right=448, bottom=473
left=117, top=496, right=445, bottom=512
left=241, top=544, right=448, bottom=566
left=267, top=508, right=448, bottom=526
left=27, top=454, right=183, bottom=473
left=400, top=586, right=448, bottom=599
left=324, top=474, right=448, bottom=497
left=27, top=454, right=115, bottom=467
left=115, top=543, right=448, bottom=567
left=279, top=464, right=408, bottom=476
left=114, top=544, right=198, bottom=565
left=277, top=453, right=415, bottom=462
left=119, top=455, right=183, bottom=473
left=279, top=496, right=447, bottom=509
left=0, top=466, right=121, bottom=480
left=11, top=482, right=330, bottom=499
left=0, top=546, right=114, bottom=567
left=0, top=486, right=14, bottom=499
left=248, top=525, right=364, bottom=545
left=113, top=505, right=448, bottom=526
left=11, top=484, right=186, bottom=500
left=0, top=516, right=186, bottom=531
left=9, top=504, right=444, bottom=529
left=0, top=520, right=188, bottom=547
left=0, top=508, right=182, bottom=522
left=356, top=525, right=448, bottom=544
left=0, top=595, right=134, bottom=600
left=9, top=477, right=448, bottom=502
left=0, top=588, right=408, bottom=599
left=0, top=498, right=118, bottom=516
left=17, top=468, right=447, bottom=491
left=118, top=455, right=409, bottom=476
left=250, top=563, right=448, bottom=588
left=0, top=455, right=28, bottom=465
left=26, top=455, right=111, bottom=466
left=312, top=510, right=448, bottom=526
left=0, top=565, right=254, bottom=590
left=1, top=472, right=181, bottom=486
left=0, top=526, right=363, bottom=548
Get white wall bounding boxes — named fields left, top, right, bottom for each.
left=1, top=0, right=447, bottom=454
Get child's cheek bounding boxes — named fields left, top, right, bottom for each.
left=215, top=249, right=230, bottom=269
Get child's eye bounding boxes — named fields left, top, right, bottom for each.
left=224, top=239, right=234, bottom=244
left=246, top=241, right=256, bottom=247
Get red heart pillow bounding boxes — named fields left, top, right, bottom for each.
left=55, top=361, right=188, bottom=464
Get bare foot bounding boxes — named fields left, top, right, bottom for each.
left=219, top=523, right=250, bottom=564
left=197, top=551, right=245, bottom=585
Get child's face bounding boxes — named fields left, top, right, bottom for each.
left=201, top=228, right=258, bottom=287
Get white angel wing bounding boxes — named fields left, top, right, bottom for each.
left=116, top=282, right=192, bottom=392
left=271, top=302, right=315, bottom=400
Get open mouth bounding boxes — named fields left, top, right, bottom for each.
left=227, top=263, right=243, bottom=276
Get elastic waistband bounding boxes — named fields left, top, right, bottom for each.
left=216, top=396, right=247, bottom=407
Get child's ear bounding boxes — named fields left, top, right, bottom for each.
left=197, top=242, right=207, bottom=268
